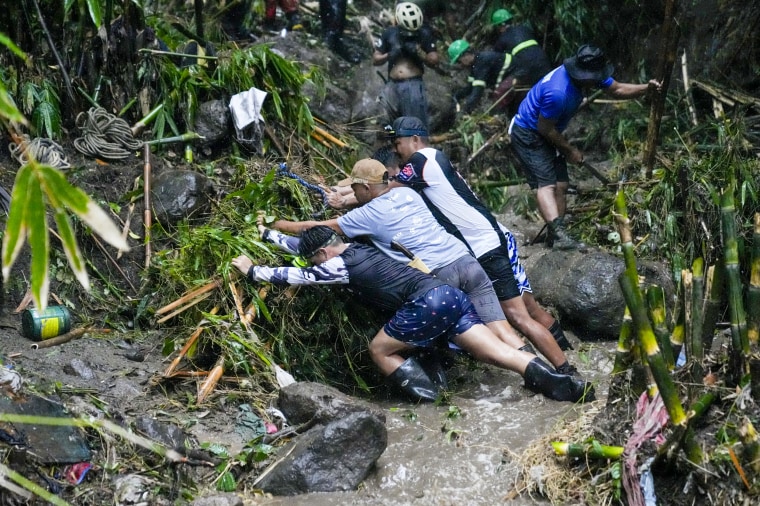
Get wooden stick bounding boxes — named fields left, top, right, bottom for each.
left=163, top=306, right=219, bottom=377
left=30, top=327, right=103, bottom=349
left=466, top=130, right=503, bottom=167
left=156, top=279, right=220, bottom=315
left=117, top=177, right=141, bottom=260
left=264, top=124, right=286, bottom=156
left=156, top=291, right=213, bottom=324
left=681, top=50, right=698, bottom=127
left=310, top=130, right=333, bottom=149
left=197, top=356, right=225, bottom=403
left=143, top=144, right=152, bottom=267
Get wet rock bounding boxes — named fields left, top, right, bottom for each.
left=256, top=410, right=387, bottom=495
left=134, top=416, right=190, bottom=450
left=0, top=393, right=91, bottom=463
left=521, top=248, right=674, bottom=340
left=190, top=494, right=244, bottom=506
left=113, top=474, right=152, bottom=506
left=63, top=358, right=95, bottom=380
left=193, top=100, right=232, bottom=148
left=277, top=381, right=386, bottom=425
left=150, top=170, right=214, bottom=227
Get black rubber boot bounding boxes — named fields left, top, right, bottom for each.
left=388, top=357, right=440, bottom=402
left=549, top=321, right=574, bottom=351
left=555, top=361, right=579, bottom=376
left=524, top=358, right=594, bottom=402
left=547, top=217, right=586, bottom=251
left=415, top=350, right=448, bottom=390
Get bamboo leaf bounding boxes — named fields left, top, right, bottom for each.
left=85, top=0, right=103, bottom=27
left=39, top=166, right=129, bottom=251
left=1, top=165, right=33, bottom=279
left=0, top=88, right=28, bottom=125
left=26, top=178, right=50, bottom=310
left=52, top=208, right=90, bottom=291
left=0, top=32, right=28, bottom=60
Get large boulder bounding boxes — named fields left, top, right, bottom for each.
left=255, top=410, right=387, bottom=495
left=520, top=247, right=675, bottom=340
left=150, top=170, right=214, bottom=227
left=277, top=381, right=386, bottom=425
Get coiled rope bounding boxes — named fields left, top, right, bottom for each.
left=73, top=107, right=143, bottom=160
left=8, top=134, right=71, bottom=170
left=276, top=163, right=330, bottom=208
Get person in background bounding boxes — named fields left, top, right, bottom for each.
left=388, top=116, right=578, bottom=374
left=449, top=9, right=552, bottom=116
left=263, top=0, right=302, bottom=32
left=510, top=44, right=662, bottom=250
left=373, top=2, right=439, bottom=129
left=232, top=225, right=593, bottom=403
left=447, top=39, right=545, bottom=116
left=320, top=0, right=361, bottom=64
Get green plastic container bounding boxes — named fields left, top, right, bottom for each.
left=21, top=306, right=72, bottom=341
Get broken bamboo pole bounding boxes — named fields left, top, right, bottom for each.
left=156, top=292, right=213, bottom=324
left=197, top=356, right=225, bottom=403
left=156, top=279, right=220, bottom=315
left=143, top=144, right=152, bottom=267
left=163, top=306, right=220, bottom=377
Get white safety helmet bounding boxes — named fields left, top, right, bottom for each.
left=395, top=2, right=424, bottom=32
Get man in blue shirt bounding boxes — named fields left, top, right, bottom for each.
left=510, top=44, right=662, bottom=249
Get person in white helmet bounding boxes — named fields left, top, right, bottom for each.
left=372, top=2, right=439, bottom=129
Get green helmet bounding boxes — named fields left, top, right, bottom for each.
left=448, top=39, right=470, bottom=63
left=491, top=8, right=513, bottom=26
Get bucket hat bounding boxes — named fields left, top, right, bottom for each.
left=563, top=44, right=614, bottom=82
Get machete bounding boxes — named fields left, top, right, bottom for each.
left=390, top=240, right=431, bottom=274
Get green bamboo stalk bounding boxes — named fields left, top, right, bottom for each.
left=670, top=296, right=685, bottom=362
left=701, top=264, right=722, bottom=353
left=0, top=463, right=71, bottom=505
left=690, top=258, right=706, bottom=362
left=0, top=414, right=186, bottom=463
left=739, top=416, right=760, bottom=474
left=647, top=285, right=675, bottom=369
left=551, top=441, right=624, bottom=460
left=612, top=306, right=635, bottom=374
left=682, top=269, right=693, bottom=364
left=748, top=213, right=760, bottom=348
left=620, top=273, right=687, bottom=427
left=613, top=190, right=640, bottom=289
left=721, top=185, right=749, bottom=383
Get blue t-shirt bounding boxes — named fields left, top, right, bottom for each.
left=514, top=65, right=612, bottom=132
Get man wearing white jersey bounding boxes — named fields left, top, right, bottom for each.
left=388, top=116, right=576, bottom=375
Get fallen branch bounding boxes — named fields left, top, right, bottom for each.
left=163, top=306, right=220, bottom=377
left=156, top=279, right=220, bottom=315
left=30, top=327, right=109, bottom=350
left=197, top=356, right=225, bottom=403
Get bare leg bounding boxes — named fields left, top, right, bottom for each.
left=451, top=323, right=533, bottom=374
left=368, top=328, right=414, bottom=376
left=500, top=297, right=567, bottom=368
left=485, top=319, right=526, bottom=349
left=536, top=185, right=559, bottom=223
left=522, top=292, right=555, bottom=329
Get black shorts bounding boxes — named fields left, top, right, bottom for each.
left=477, top=248, right=521, bottom=301
left=510, top=124, right=569, bottom=189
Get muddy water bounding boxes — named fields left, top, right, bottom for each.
left=258, top=338, right=615, bottom=506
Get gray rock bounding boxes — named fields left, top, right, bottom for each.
left=150, top=170, right=214, bottom=226
left=194, top=100, right=232, bottom=147
left=278, top=381, right=386, bottom=425
left=521, top=248, right=674, bottom=340
left=256, top=410, right=387, bottom=495
left=190, top=494, right=244, bottom=506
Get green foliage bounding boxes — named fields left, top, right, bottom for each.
left=20, top=80, right=62, bottom=140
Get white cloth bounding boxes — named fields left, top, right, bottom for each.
left=229, top=87, right=268, bottom=131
